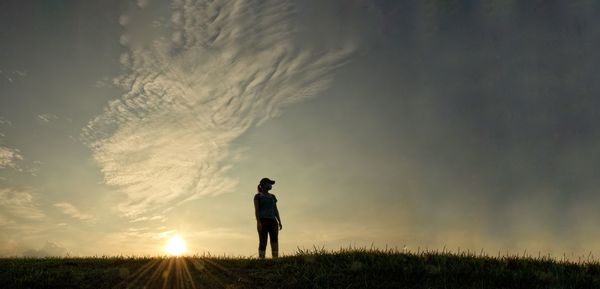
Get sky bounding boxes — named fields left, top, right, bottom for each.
left=1, top=0, right=600, bottom=261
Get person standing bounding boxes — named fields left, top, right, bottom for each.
left=254, top=177, right=282, bottom=259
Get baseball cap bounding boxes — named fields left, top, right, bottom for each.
left=260, top=177, right=275, bottom=185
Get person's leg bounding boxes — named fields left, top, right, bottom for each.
left=268, top=218, right=279, bottom=258
left=257, top=219, right=267, bottom=259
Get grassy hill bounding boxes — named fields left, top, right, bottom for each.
left=1, top=246, right=599, bottom=289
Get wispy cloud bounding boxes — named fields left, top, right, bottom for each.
left=0, top=188, right=52, bottom=256
left=0, top=117, right=12, bottom=126
left=36, top=113, right=59, bottom=123
left=0, top=142, right=38, bottom=176
left=136, top=0, right=149, bottom=9
left=0, top=188, right=45, bottom=222
left=129, top=215, right=164, bottom=223
left=82, top=0, right=355, bottom=218
left=21, top=241, right=70, bottom=257
left=0, top=146, right=23, bottom=169
left=0, top=117, right=24, bottom=170
left=53, top=202, right=93, bottom=221
left=0, top=69, right=27, bottom=83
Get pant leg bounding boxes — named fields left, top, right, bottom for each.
left=267, top=218, right=279, bottom=257
left=267, top=219, right=278, bottom=243
left=257, top=218, right=268, bottom=258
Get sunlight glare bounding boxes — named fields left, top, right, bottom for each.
left=165, top=235, right=187, bottom=256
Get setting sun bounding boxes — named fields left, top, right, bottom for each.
left=165, top=235, right=187, bottom=256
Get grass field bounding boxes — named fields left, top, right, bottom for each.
left=1, top=246, right=600, bottom=289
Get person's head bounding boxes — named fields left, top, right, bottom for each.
left=258, top=177, right=275, bottom=192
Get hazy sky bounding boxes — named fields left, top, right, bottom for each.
left=1, top=0, right=600, bottom=260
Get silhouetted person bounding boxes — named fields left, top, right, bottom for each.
left=254, top=177, right=282, bottom=259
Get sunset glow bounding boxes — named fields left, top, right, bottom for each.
left=165, top=235, right=187, bottom=256
left=2, top=0, right=600, bottom=265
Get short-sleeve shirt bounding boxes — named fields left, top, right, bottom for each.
left=254, top=193, right=278, bottom=219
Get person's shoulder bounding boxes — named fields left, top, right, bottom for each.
left=254, top=193, right=260, bottom=199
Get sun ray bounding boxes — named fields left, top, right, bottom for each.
left=180, top=257, right=198, bottom=289
left=112, top=258, right=161, bottom=289
left=174, top=258, right=184, bottom=289
left=161, top=257, right=176, bottom=289
left=188, top=257, right=227, bottom=288
left=143, top=258, right=171, bottom=289
left=202, top=257, right=250, bottom=283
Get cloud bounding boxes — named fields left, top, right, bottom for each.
left=36, top=113, right=59, bottom=123
left=0, top=124, right=36, bottom=173
left=0, top=146, right=23, bottom=169
left=119, top=34, right=131, bottom=46
left=0, top=117, right=19, bottom=169
left=53, top=202, right=93, bottom=221
left=119, top=14, right=130, bottom=26
left=0, top=188, right=54, bottom=257
left=129, top=215, right=164, bottom=223
left=0, top=117, right=12, bottom=126
left=93, top=77, right=113, bottom=88
left=0, top=188, right=45, bottom=222
left=0, top=69, right=27, bottom=83
left=82, top=0, right=355, bottom=218
left=137, top=0, right=149, bottom=9
left=22, top=241, right=70, bottom=257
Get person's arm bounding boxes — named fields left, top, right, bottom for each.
left=274, top=203, right=282, bottom=228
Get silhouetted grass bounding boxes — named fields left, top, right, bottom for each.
left=1, top=245, right=599, bottom=288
